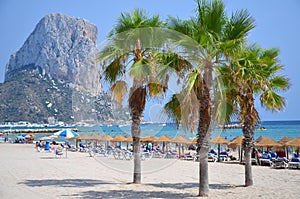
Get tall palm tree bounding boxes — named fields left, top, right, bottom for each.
left=98, top=9, right=166, bottom=184
left=165, top=0, right=254, bottom=196
left=219, top=45, right=289, bottom=186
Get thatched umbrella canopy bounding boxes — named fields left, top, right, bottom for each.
left=172, top=136, right=191, bottom=144
left=155, top=135, right=172, bottom=153
left=111, top=135, right=126, bottom=142
left=228, top=136, right=244, bottom=148
left=279, top=136, right=293, bottom=145
left=210, top=136, right=229, bottom=162
left=192, top=138, right=197, bottom=144
left=90, top=135, right=103, bottom=141
left=101, top=134, right=113, bottom=141
left=171, top=136, right=191, bottom=155
left=254, top=137, right=282, bottom=147
left=254, top=135, right=267, bottom=144
left=124, top=136, right=133, bottom=142
left=228, top=136, right=244, bottom=162
left=285, top=137, right=300, bottom=147
left=76, top=135, right=92, bottom=140
left=210, top=136, right=229, bottom=145
left=155, top=135, right=172, bottom=143
left=140, top=136, right=156, bottom=143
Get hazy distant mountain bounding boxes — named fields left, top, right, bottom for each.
left=5, top=13, right=101, bottom=95
left=0, top=13, right=130, bottom=125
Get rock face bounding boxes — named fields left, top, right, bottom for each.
left=5, top=13, right=101, bottom=94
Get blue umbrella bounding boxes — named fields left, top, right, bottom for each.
left=54, top=129, right=79, bottom=138
left=54, top=129, right=79, bottom=158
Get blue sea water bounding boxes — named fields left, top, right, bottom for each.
left=1, top=120, right=300, bottom=142
left=76, top=120, right=300, bottom=141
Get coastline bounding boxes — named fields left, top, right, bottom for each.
left=0, top=143, right=299, bottom=198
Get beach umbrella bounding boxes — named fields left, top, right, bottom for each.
left=210, top=136, right=229, bottom=162
left=278, top=136, right=293, bottom=145
left=54, top=129, right=79, bottom=138
left=111, top=135, right=126, bottom=142
left=101, top=134, right=113, bottom=141
left=123, top=136, right=133, bottom=150
left=192, top=138, right=197, bottom=144
left=285, top=137, right=300, bottom=147
left=285, top=137, right=300, bottom=157
left=278, top=136, right=293, bottom=158
left=254, top=136, right=267, bottom=144
left=228, top=136, right=244, bottom=162
left=172, top=136, right=191, bottom=144
left=54, top=129, right=79, bottom=158
left=254, top=137, right=282, bottom=148
left=155, top=135, right=172, bottom=152
left=124, top=136, right=133, bottom=142
left=172, top=136, right=191, bottom=155
left=228, top=136, right=244, bottom=148
left=141, top=136, right=156, bottom=143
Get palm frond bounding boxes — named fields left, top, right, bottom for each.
left=111, top=80, right=127, bottom=103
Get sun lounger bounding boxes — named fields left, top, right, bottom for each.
left=208, top=152, right=217, bottom=162
left=271, top=158, right=287, bottom=169
left=55, top=148, right=63, bottom=158
left=288, top=157, right=300, bottom=169
left=259, top=153, right=272, bottom=166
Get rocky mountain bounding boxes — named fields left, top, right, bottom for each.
left=0, top=13, right=130, bottom=125
left=0, top=65, right=130, bottom=125
left=5, top=13, right=101, bottom=94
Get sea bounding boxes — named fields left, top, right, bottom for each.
left=1, top=120, right=299, bottom=143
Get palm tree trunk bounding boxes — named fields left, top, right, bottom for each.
left=129, top=86, right=146, bottom=184
left=132, top=112, right=141, bottom=184
left=242, top=119, right=254, bottom=186
left=197, top=79, right=211, bottom=197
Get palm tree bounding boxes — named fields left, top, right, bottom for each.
left=98, top=9, right=166, bottom=184
left=165, top=0, right=255, bottom=196
left=219, top=45, right=289, bottom=186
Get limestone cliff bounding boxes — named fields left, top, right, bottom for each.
left=5, top=13, right=101, bottom=94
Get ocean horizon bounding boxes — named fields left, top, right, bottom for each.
left=1, top=120, right=299, bottom=143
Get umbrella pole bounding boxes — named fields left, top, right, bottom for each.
left=218, top=144, right=220, bottom=162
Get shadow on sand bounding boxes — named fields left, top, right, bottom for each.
left=20, top=179, right=240, bottom=198
left=19, top=179, right=113, bottom=187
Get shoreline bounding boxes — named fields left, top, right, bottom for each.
left=0, top=143, right=299, bottom=198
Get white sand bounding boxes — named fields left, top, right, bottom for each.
left=0, top=143, right=299, bottom=199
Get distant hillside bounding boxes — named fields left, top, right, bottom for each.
left=0, top=65, right=130, bottom=125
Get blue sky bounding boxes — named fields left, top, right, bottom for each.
left=0, top=0, right=299, bottom=121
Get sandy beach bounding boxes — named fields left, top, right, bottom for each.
left=0, top=143, right=299, bottom=199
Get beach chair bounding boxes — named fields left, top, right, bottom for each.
left=208, top=152, right=217, bottom=162
left=55, top=148, right=64, bottom=158
left=258, top=153, right=272, bottom=166
left=288, top=157, right=300, bottom=169
left=271, top=157, right=287, bottom=169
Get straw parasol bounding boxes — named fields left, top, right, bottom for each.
left=228, top=136, right=244, bottom=149
left=140, top=136, right=156, bottom=143
left=192, top=137, right=197, bottom=144
left=172, top=135, right=191, bottom=144
left=111, top=135, right=126, bottom=142
left=254, top=135, right=267, bottom=144
left=89, top=135, right=103, bottom=141
left=155, top=135, right=172, bottom=153
left=285, top=137, right=300, bottom=147
left=172, top=136, right=191, bottom=155
left=278, top=136, right=293, bottom=145
left=254, top=137, right=282, bottom=147
left=210, top=136, right=229, bottom=162
left=123, top=136, right=133, bottom=142
left=101, top=134, right=113, bottom=141
left=228, top=136, right=244, bottom=162
left=155, top=135, right=172, bottom=143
